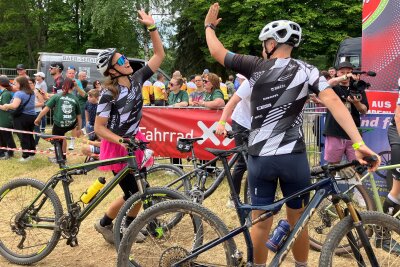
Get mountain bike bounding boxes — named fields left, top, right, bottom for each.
left=309, top=159, right=400, bottom=254
left=117, top=149, right=400, bottom=267
left=112, top=131, right=249, bottom=249
left=0, top=134, right=187, bottom=265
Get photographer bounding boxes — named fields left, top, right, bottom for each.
left=323, top=62, right=369, bottom=165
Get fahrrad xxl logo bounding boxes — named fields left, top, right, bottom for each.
left=197, top=121, right=234, bottom=146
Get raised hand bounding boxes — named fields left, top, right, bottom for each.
left=137, top=9, right=155, bottom=27
left=205, top=3, right=222, bottom=27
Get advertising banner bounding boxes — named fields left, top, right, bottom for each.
left=140, top=107, right=234, bottom=160
left=362, top=0, right=400, bottom=91
left=366, top=90, right=398, bottom=113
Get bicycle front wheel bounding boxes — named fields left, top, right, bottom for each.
left=117, top=200, right=238, bottom=267
left=319, top=211, right=400, bottom=266
left=0, top=178, right=63, bottom=265
left=309, top=184, right=375, bottom=254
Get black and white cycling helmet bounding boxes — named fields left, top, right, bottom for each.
left=258, top=20, right=302, bottom=47
left=96, top=48, right=117, bottom=77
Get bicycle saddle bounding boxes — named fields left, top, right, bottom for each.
left=205, top=147, right=242, bottom=157
left=178, top=137, right=203, bottom=143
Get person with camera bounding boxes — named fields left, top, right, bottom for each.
left=323, top=61, right=368, bottom=166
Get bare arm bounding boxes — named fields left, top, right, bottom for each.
left=35, top=91, right=44, bottom=108
left=215, top=94, right=242, bottom=135
left=34, top=106, right=50, bottom=125
left=395, top=105, right=400, bottom=135
left=1, top=98, right=21, bottom=110
left=205, top=3, right=228, bottom=66
left=202, top=98, right=225, bottom=109
left=138, top=10, right=165, bottom=72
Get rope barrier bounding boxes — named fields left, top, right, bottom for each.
left=0, top=146, right=97, bottom=157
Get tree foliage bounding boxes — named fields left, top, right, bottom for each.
left=0, top=0, right=362, bottom=77
left=172, top=0, right=362, bottom=77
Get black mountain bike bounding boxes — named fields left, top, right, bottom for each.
left=0, top=134, right=186, bottom=265
left=117, top=149, right=400, bottom=266
left=112, top=131, right=249, bottom=249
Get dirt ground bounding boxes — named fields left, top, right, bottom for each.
left=0, top=136, right=345, bottom=267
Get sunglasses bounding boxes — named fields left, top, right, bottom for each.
left=203, top=79, right=210, bottom=84
left=67, top=66, right=76, bottom=70
left=169, top=82, right=178, bottom=86
left=113, top=55, right=127, bottom=67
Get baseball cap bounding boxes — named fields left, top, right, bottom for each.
left=236, top=73, right=246, bottom=80
left=0, top=76, right=12, bottom=87
left=337, top=61, right=354, bottom=70
left=16, top=64, right=25, bottom=70
left=50, top=62, right=64, bottom=71
left=34, top=72, right=46, bottom=78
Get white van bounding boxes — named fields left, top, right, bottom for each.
left=37, top=49, right=170, bottom=90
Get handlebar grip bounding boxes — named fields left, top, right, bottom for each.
left=310, top=165, right=326, bottom=176
left=363, top=155, right=378, bottom=164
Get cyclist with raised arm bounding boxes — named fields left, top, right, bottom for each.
left=204, top=3, right=380, bottom=266
left=93, top=9, right=164, bottom=244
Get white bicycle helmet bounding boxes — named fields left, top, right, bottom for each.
left=96, top=48, right=117, bottom=77
left=258, top=20, right=302, bottom=47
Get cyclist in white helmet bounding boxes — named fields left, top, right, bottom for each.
left=93, top=9, right=165, bottom=245
left=205, top=3, right=380, bottom=267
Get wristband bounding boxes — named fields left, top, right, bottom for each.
left=218, top=120, right=226, bottom=126
left=204, top=23, right=216, bottom=31
left=118, top=138, right=124, bottom=144
left=352, top=140, right=365, bottom=150
left=147, top=24, right=157, bottom=32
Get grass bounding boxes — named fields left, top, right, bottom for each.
left=0, top=131, right=351, bottom=266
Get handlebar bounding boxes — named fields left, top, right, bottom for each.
left=213, top=129, right=250, bottom=140
left=119, top=137, right=149, bottom=151
left=310, top=155, right=378, bottom=176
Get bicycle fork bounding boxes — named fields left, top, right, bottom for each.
left=332, top=195, right=379, bottom=267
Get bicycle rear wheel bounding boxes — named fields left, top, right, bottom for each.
left=117, top=200, right=238, bottom=267
left=146, top=164, right=190, bottom=194
left=309, top=184, right=375, bottom=254
left=319, top=211, right=400, bottom=266
left=0, top=178, right=63, bottom=265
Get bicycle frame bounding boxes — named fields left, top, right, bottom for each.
left=23, top=149, right=141, bottom=230
left=165, top=145, right=245, bottom=194
left=173, top=156, right=357, bottom=266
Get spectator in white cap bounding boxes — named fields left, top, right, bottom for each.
left=34, top=72, right=48, bottom=98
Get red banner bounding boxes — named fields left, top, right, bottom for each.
left=139, top=107, right=235, bottom=159
left=366, top=90, right=398, bottom=113
left=362, top=0, right=400, bottom=92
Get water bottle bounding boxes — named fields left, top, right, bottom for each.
left=266, top=219, right=291, bottom=253
left=80, top=177, right=106, bottom=204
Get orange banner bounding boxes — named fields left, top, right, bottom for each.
left=139, top=107, right=235, bottom=159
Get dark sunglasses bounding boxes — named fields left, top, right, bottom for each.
left=169, top=82, right=178, bottom=86
left=203, top=79, right=210, bottom=83
left=113, top=55, right=127, bottom=67
left=67, top=66, right=76, bottom=70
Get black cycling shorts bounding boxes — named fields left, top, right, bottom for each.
left=248, top=152, right=311, bottom=209
left=113, top=168, right=147, bottom=201
left=52, top=121, right=77, bottom=136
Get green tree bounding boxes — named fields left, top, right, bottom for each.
left=172, top=0, right=362, bottom=75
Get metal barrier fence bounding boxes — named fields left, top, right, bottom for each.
left=0, top=68, right=37, bottom=79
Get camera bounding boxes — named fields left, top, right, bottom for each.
left=349, top=79, right=370, bottom=100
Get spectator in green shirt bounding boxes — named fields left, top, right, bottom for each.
left=168, top=78, right=189, bottom=107
left=35, top=78, right=83, bottom=161
left=198, top=72, right=225, bottom=109
left=0, top=76, right=16, bottom=159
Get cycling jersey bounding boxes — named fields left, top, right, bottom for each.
left=142, top=80, right=153, bottom=105
left=96, top=65, right=153, bottom=137
left=225, top=53, right=329, bottom=156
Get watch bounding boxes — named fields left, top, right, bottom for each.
left=204, top=23, right=216, bottom=31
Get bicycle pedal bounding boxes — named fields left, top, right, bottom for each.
left=66, top=237, right=79, bottom=247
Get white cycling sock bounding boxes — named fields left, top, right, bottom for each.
left=295, top=260, right=308, bottom=267
left=388, top=193, right=400, bottom=205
